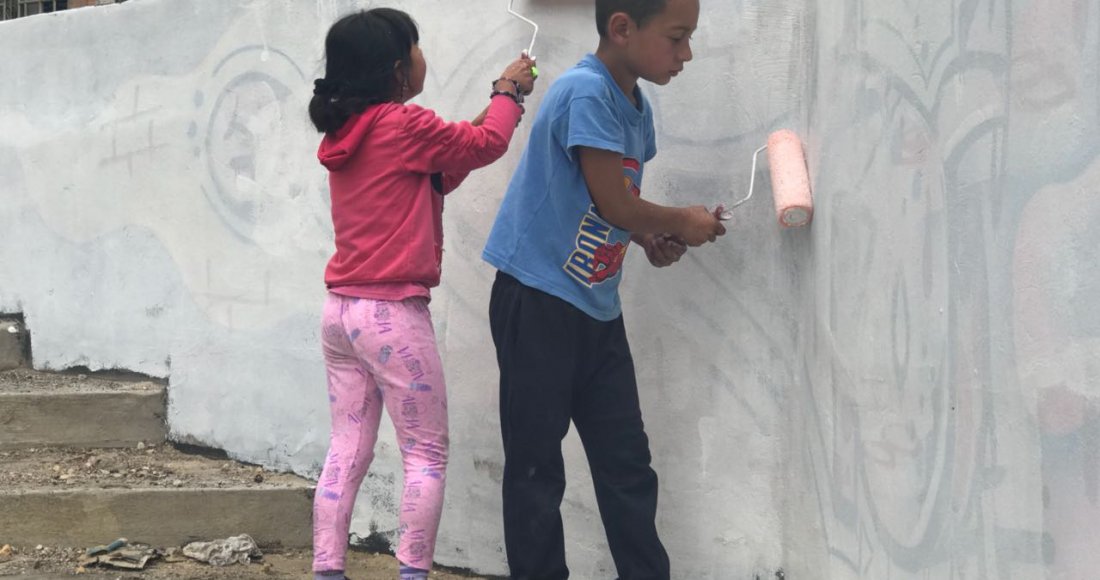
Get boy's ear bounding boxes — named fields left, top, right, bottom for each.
left=607, top=12, right=633, bottom=44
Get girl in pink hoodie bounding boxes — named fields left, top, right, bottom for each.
left=308, top=9, right=536, bottom=580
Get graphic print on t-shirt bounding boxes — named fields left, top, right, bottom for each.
left=562, top=158, right=641, bottom=287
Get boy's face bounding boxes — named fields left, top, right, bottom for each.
left=627, top=0, right=699, bottom=85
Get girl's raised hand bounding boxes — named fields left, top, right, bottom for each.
left=500, top=54, right=538, bottom=95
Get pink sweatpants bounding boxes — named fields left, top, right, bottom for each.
left=313, top=293, right=449, bottom=572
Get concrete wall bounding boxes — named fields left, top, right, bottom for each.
left=0, top=0, right=802, bottom=576
left=1, top=0, right=1096, bottom=578
left=787, top=0, right=1100, bottom=578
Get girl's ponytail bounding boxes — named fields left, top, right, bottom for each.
left=309, top=80, right=371, bottom=134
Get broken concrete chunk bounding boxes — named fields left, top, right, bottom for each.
left=80, top=539, right=158, bottom=570
left=84, top=538, right=127, bottom=557
left=182, top=534, right=262, bottom=566
left=163, top=546, right=187, bottom=563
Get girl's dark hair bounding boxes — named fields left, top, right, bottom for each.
left=595, top=0, right=667, bottom=37
left=309, top=8, right=419, bottom=134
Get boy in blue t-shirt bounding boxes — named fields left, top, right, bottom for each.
left=482, top=0, right=724, bottom=577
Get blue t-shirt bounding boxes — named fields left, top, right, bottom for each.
left=483, top=54, right=657, bottom=321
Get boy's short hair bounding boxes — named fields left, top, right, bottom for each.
left=596, top=0, right=668, bottom=37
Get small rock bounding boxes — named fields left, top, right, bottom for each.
left=253, top=473, right=264, bottom=483
left=77, top=374, right=87, bottom=380
left=137, top=441, right=146, bottom=450
left=53, top=464, right=61, bottom=472
left=0, top=544, right=13, bottom=563
left=36, top=544, right=44, bottom=551
left=111, top=473, right=122, bottom=479
left=173, top=479, right=183, bottom=487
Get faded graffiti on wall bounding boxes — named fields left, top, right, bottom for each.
left=798, top=0, right=1100, bottom=578
left=3, top=0, right=1100, bottom=577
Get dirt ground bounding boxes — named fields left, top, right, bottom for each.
left=0, top=545, right=496, bottom=579
left=0, top=368, right=160, bottom=394
left=0, top=443, right=305, bottom=490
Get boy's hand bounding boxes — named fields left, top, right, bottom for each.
left=677, top=206, right=727, bottom=246
left=633, top=233, right=687, bottom=267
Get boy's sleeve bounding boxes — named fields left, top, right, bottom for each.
left=560, top=95, right=625, bottom=160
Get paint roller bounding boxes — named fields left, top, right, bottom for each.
left=507, top=0, right=540, bottom=79
left=718, top=130, right=813, bottom=228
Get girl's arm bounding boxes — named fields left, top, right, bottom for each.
left=399, top=94, right=523, bottom=177
left=470, top=105, right=490, bottom=127
left=431, top=171, right=471, bottom=195
left=427, top=102, right=494, bottom=195
left=432, top=100, right=508, bottom=193
left=405, top=55, right=534, bottom=192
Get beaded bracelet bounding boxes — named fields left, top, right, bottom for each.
left=490, top=78, right=525, bottom=124
left=492, top=78, right=525, bottom=103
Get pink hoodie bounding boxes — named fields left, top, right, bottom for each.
left=319, top=96, right=522, bottom=293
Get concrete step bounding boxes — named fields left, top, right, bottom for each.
left=0, top=444, right=313, bottom=549
left=0, top=369, right=167, bottom=450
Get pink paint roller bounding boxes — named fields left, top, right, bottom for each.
left=718, top=130, right=813, bottom=228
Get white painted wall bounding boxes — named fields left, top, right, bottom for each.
left=2, top=0, right=1096, bottom=578
left=786, top=0, right=1100, bottom=578
left=0, top=0, right=801, bottom=576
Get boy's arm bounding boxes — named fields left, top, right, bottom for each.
left=631, top=233, right=687, bottom=267
left=578, top=147, right=725, bottom=246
